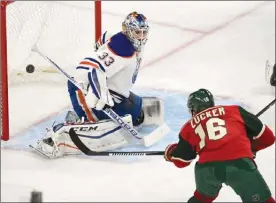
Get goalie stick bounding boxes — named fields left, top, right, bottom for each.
left=68, top=97, right=275, bottom=157
left=33, top=47, right=170, bottom=147
left=68, top=128, right=164, bottom=156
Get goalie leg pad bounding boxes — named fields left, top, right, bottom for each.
left=36, top=114, right=134, bottom=157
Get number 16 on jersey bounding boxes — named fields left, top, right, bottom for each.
left=195, top=118, right=227, bottom=149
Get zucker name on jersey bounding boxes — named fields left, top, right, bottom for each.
left=164, top=88, right=275, bottom=203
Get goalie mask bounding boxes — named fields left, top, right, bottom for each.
left=122, top=11, right=149, bottom=51
left=187, top=89, right=215, bottom=116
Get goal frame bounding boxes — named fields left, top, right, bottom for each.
left=0, top=0, right=102, bottom=141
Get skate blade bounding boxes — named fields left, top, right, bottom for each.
left=29, top=144, right=55, bottom=159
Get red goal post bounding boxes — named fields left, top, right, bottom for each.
left=1, top=1, right=102, bottom=141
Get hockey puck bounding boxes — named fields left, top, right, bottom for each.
left=26, top=64, right=35, bottom=73
left=30, top=190, right=42, bottom=202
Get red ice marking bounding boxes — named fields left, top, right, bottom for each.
left=10, top=105, right=71, bottom=140
left=103, top=11, right=207, bottom=34
left=142, top=1, right=271, bottom=68
left=10, top=1, right=269, bottom=138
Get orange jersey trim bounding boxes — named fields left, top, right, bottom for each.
left=76, top=90, right=97, bottom=122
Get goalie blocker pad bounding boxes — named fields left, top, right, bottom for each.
left=141, top=97, right=165, bottom=126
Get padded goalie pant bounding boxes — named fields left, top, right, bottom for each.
left=194, top=158, right=272, bottom=202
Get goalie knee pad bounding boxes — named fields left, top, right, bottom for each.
left=65, top=110, right=81, bottom=123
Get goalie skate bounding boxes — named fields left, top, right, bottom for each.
left=29, top=144, right=53, bottom=159
left=29, top=136, right=63, bottom=159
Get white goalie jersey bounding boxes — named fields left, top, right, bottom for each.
left=30, top=31, right=169, bottom=159
left=72, top=31, right=143, bottom=101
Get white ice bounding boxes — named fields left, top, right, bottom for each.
left=1, top=1, right=275, bottom=202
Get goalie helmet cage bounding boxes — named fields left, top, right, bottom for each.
left=0, top=1, right=102, bottom=141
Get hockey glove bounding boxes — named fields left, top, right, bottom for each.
left=251, top=140, right=258, bottom=159
left=164, top=143, right=178, bottom=162
left=253, top=151, right=257, bottom=159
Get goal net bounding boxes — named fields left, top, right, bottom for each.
left=1, top=1, right=102, bottom=140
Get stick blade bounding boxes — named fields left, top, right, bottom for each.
left=142, top=123, right=171, bottom=147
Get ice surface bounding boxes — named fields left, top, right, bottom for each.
left=1, top=1, right=275, bottom=202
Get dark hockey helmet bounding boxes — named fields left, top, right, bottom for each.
left=187, top=89, right=215, bottom=116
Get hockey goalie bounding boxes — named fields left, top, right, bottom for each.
left=31, top=11, right=169, bottom=158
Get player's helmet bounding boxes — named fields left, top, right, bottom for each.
left=122, top=11, right=149, bottom=51
left=187, top=89, right=215, bottom=116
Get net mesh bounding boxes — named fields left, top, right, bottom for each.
left=1, top=1, right=99, bottom=140
left=6, top=1, right=97, bottom=85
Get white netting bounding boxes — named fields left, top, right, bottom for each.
left=6, top=1, right=97, bottom=85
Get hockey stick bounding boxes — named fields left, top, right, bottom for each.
left=250, top=99, right=276, bottom=159
left=256, top=99, right=276, bottom=117
left=68, top=128, right=164, bottom=156
left=68, top=97, right=275, bottom=157
left=69, top=98, right=276, bottom=157
left=33, top=47, right=170, bottom=147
